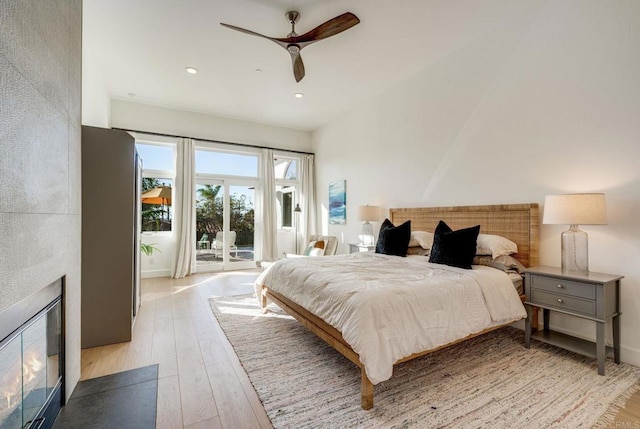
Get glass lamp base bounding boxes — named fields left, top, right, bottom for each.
left=561, top=225, right=589, bottom=274
left=362, top=222, right=374, bottom=246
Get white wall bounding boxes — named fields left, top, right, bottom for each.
left=111, top=99, right=312, bottom=152
left=81, top=64, right=110, bottom=127
left=81, top=3, right=110, bottom=128
left=140, top=232, right=173, bottom=278
left=313, top=1, right=640, bottom=364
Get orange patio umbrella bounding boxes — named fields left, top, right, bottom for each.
left=141, top=186, right=172, bottom=205
left=142, top=186, right=172, bottom=223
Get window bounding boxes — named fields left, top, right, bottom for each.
left=141, top=177, right=173, bottom=231
left=195, top=146, right=259, bottom=267
left=136, top=141, right=175, bottom=232
left=275, top=158, right=298, bottom=180
left=136, top=143, right=174, bottom=171
left=274, top=155, right=300, bottom=229
left=277, top=186, right=294, bottom=228
left=196, top=149, right=258, bottom=177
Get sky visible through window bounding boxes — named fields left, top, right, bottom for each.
left=136, top=143, right=299, bottom=181
left=136, top=143, right=174, bottom=171
left=195, top=150, right=258, bottom=177
left=136, top=143, right=300, bottom=204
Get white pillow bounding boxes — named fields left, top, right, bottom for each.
left=303, top=240, right=326, bottom=256
left=408, top=231, right=434, bottom=249
left=476, top=234, right=518, bottom=259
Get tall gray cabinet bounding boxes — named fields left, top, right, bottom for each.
left=81, top=126, right=141, bottom=348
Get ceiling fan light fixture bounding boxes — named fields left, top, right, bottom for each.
left=185, top=66, right=198, bottom=74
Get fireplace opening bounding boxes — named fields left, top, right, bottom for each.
left=0, top=278, right=64, bottom=429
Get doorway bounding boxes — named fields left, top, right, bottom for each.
left=195, top=180, right=256, bottom=271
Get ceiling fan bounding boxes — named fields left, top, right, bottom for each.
left=220, top=11, right=360, bottom=82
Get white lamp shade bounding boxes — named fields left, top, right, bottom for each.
left=357, top=205, right=379, bottom=222
left=543, top=193, right=607, bottom=225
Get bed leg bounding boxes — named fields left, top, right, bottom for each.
left=260, top=288, right=268, bottom=313
left=532, top=306, right=539, bottom=331
left=361, top=369, right=374, bottom=410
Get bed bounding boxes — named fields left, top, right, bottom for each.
left=255, top=203, right=539, bottom=409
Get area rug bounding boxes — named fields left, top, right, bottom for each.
left=210, top=295, right=639, bottom=429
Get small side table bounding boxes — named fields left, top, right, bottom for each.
left=523, top=266, right=623, bottom=375
left=348, top=243, right=376, bottom=254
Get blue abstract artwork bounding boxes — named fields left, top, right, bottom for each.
left=329, top=180, right=346, bottom=225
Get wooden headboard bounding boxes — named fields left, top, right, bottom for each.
left=390, top=203, right=539, bottom=267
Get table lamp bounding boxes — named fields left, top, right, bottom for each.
left=357, top=205, right=379, bottom=246
left=543, top=193, right=607, bottom=274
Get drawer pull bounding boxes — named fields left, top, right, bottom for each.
left=557, top=298, right=564, bottom=303
left=557, top=284, right=564, bottom=288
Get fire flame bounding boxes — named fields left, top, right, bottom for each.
left=23, top=354, right=44, bottom=384
left=1, top=351, right=45, bottom=413
left=1, top=375, right=20, bottom=411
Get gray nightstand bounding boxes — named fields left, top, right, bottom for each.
left=524, top=266, right=623, bottom=375
left=348, top=243, right=376, bottom=254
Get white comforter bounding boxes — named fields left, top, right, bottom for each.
left=255, top=252, right=526, bottom=385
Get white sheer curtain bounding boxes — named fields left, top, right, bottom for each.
left=299, top=154, right=317, bottom=249
left=257, top=149, right=278, bottom=261
left=172, top=138, right=196, bottom=278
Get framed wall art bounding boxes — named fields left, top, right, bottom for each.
left=329, top=180, right=346, bottom=225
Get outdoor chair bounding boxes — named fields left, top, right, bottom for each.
left=197, top=233, right=210, bottom=252
left=212, top=231, right=238, bottom=257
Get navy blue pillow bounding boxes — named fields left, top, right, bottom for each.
left=428, top=220, right=480, bottom=269
left=375, top=219, right=411, bottom=257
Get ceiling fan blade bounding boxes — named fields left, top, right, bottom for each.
left=220, top=23, right=288, bottom=49
left=221, top=12, right=359, bottom=82
left=295, top=12, right=360, bottom=45
left=291, top=51, right=305, bottom=82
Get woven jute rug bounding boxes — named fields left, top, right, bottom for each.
left=210, top=294, right=639, bottom=429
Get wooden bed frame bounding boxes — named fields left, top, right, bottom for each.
left=259, top=203, right=539, bottom=410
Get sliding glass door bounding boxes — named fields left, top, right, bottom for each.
left=194, top=145, right=258, bottom=272
left=195, top=180, right=255, bottom=271
left=227, top=184, right=255, bottom=269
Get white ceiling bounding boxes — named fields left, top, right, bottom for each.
left=83, top=0, right=534, bottom=131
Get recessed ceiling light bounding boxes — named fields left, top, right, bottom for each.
left=185, top=67, right=198, bottom=74
left=294, top=93, right=304, bottom=98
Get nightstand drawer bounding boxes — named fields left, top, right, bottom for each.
left=530, top=276, right=595, bottom=300
left=531, top=290, right=595, bottom=316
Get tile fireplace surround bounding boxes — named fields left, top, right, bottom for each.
left=0, top=278, right=64, bottom=429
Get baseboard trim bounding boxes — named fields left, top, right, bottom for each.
left=141, top=269, right=171, bottom=278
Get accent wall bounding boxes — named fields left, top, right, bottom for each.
left=0, top=0, right=83, bottom=399
left=312, top=1, right=640, bottom=366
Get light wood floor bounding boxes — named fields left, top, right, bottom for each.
left=80, top=270, right=272, bottom=429
left=81, top=270, right=640, bottom=428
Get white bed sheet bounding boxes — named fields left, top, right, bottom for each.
left=255, top=252, right=526, bottom=384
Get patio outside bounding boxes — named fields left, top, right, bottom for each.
left=140, top=179, right=256, bottom=263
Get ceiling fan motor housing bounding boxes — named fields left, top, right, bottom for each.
left=285, top=11, right=300, bottom=25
